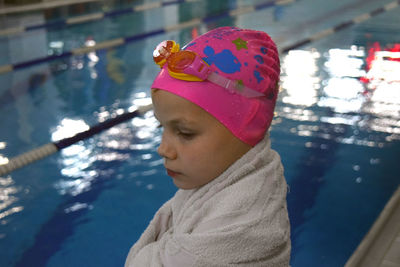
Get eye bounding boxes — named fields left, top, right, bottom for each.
left=177, top=130, right=196, bottom=140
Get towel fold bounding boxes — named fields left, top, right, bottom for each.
left=125, top=135, right=291, bottom=266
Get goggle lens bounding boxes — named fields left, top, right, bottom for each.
left=167, top=51, right=196, bottom=73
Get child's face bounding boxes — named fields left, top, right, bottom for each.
left=152, top=89, right=251, bottom=190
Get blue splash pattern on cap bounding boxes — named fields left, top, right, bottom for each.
left=254, top=55, right=264, bottom=64
left=203, top=46, right=242, bottom=74
left=254, top=70, right=264, bottom=83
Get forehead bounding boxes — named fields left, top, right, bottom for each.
left=151, top=89, right=212, bottom=124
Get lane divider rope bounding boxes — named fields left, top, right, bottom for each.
left=0, top=0, right=101, bottom=15
left=0, top=0, right=298, bottom=75
left=0, top=0, right=201, bottom=17
left=0, top=104, right=153, bottom=177
left=0, top=0, right=198, bottom=37
left=281, top=0, right=400, bottom=53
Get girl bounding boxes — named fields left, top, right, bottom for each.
left=125, top=26, right=291, bottom=266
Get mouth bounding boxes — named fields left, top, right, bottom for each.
left=166, top=168, right=180, bottom=178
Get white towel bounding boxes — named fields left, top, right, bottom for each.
left=125, top=134, right=291, bottom=266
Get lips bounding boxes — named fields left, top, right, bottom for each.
left=166, top=168, right=180, bottom=177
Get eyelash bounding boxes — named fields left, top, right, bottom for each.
left=157, top=124, right=195, bottom=140
left=177, top=131, right=195, bottom=140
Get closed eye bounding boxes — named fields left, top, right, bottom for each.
left=178, top=131, right=195, bottom=139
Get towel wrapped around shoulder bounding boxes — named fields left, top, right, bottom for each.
left=125, top=135, right=291, bottom=266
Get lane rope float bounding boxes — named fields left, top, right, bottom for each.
left=0, top=0, right=100, bottom=15
left=0, top=104, right=153, bottom=177
left=0, top=0, right=201, bottom=36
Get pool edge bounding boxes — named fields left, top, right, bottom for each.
left=345, top=185, right=400, bottom=267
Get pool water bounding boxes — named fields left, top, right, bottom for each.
left=0, top=0, right=399, bottom=266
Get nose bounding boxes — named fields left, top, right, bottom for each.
left=157, top=132, right=177, bottom=160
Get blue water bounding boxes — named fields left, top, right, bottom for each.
left=0, top=0, right=399, bottom=266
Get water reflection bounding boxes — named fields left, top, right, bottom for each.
left=319, top=77, right=365, bottom=113
left=50, top=96, right=161, bottom=196
left=320, top=47, right=367, bottom=115
left=0, top=153, right=8, bottom=165
left=280, top=44, right=400, bottom=145
left=0, top=176, right=23, bottom=225
left=64, top=202, right=93, bottom=214
left=281, top=50, right=320, bottom=106
left=0, top=143, right=20, bottom=227
left=51, top=118, right=90, bottom=141
left=324, top=47, right=365, bottom=78
left=362, top=46, right=400, bottom=139
left=279, top=107, right=319, bottom=122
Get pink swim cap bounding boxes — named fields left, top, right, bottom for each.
left=151, top=26, right=280, bottom=146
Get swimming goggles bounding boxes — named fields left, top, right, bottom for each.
left=153, top=40, right=265, bottom=98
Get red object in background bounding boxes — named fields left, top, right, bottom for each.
left=361, top=42, right=400, bottom=86
left=387, top=43, right=400, bottom=62
left=360, top=76, right=370, bottom=84
left=191, top=27, right=199, bottom=39
left=365, top=42, right=400, bottom=71
left=365, top=42, right=381, bottom=71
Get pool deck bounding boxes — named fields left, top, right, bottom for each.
left=345, top=186, right=400, bottom=267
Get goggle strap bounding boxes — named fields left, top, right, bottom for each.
left=207, top=72, right=265, bottom=98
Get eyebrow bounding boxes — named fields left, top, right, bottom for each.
left=169, top=118, right=195, bottom=128
left=154, top=114, right=195, bottom=128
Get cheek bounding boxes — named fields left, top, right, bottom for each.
left=186, top=145, right=227, bottom=177
left=181, top=145, right=207, bottom=166
left=181, top=144, right=213, bottom=171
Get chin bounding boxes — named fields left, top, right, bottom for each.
left=173, top=180, right=198, bottom=190
left=174, top=183, right=194, bottom=190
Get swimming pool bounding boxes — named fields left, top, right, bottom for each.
left=0, top=0, right=399, bottom=266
